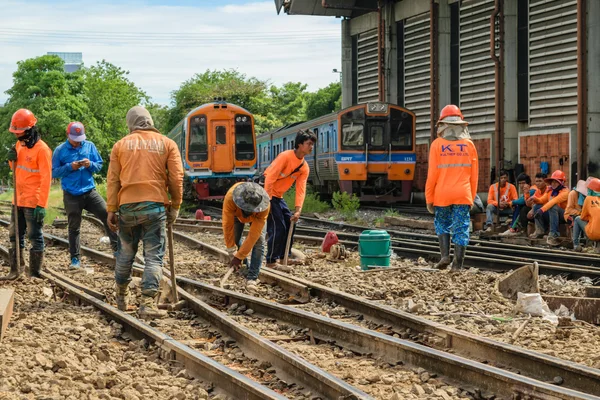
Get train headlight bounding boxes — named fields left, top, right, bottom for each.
left=242, top=116, right=248, bottom=122
left=405, top=169, right=411, bottom=174
left=344, top=168, right=349, bottom=174
left=236, top=117, right=241, bottom=122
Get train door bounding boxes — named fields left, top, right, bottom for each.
left=210, top=120, right=234, bottom=172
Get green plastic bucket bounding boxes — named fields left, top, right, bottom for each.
left=359, top=230, right=391, bottom=269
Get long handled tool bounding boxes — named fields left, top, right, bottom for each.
left=282, top=220, right=296, bottom=266
left=165, top=225, right=186, bottom=311
left=13, top=159, right=20, bottom=272
left=219, top=265, right=235, bottom=288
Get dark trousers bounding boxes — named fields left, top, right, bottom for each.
left=64, top=189, right=119, bottom=259
left=266, top=197, right=295, bottom=264
left=511, top=205, right=532, bottom=230
left=9, top=207, right=44, bottom=251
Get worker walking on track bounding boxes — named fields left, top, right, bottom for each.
left=425, top=105, right=479, bottom=271
left=52, top=122, right=119, bottom=269
left=263, top=129, right=316, bottom=271
left=1, top=109, right=52, bottom=280
left=106, top=106, right=183, bottom=318
left=222, top=182, right=270, bottom=291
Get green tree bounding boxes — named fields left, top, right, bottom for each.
left=167, top=69, right=267, bottom=132
left=268, top=82, right=308, bottom=125
left=305, top=82, right=342, bottom=120
left=83, top=60, right=149, bottom=163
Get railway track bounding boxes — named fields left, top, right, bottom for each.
left=34, top=217, right=600, bottom=399
left=173, top=218, right=600, bottom=281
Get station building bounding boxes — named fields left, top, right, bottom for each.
left=274, top=0, right=600, bottom=195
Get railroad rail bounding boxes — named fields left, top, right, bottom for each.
left=171, top=219, right=600, bottom=281
left=19, top=224, right=600, bottom=399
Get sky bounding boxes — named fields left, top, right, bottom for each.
left=0, top=0, right=342, bottom=106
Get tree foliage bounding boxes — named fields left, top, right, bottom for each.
left=0, top=57, right=342, bottom=180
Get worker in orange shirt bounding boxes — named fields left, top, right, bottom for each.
left=222, top=182, right=270, bottom=291
left=564, top=178, right=594, bottom=225
left=572, top=178, right=600, bottom=252
left=530, top=170, right=569, bottom=245
left=264, top=129, right=316, bottom=271
left=1, top=109, right=52, bottom=280
left=484, top=170, right=518, bottom=232
left=425, top=105, right=478, bottom=271
left=106, top=106, right=183, bottom=318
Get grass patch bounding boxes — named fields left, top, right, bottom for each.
left=384, top=208, right=400, bottom=218
left=283, top=186, right=330, bottom=214
left=0, top=184, right=66, bottom=224
left=332, top=191, right=360, bottom=220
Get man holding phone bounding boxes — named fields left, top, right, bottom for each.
left=52, top=122, right=119, bottom=268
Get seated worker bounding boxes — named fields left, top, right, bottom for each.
left=530, top=170, right=569, bottom=245
left=484, top=170, right=518, bottom=232
left=222, top=182, right=270, bottom=291
left=499, top=173, right=536, bottom=236
left=526, top=172, right=549, bottom=218
left=564, top=177, right=595, bottom=225
left=572, top=178, right=600, bottom=252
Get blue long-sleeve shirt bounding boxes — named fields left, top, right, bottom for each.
left=512, top=188, right=537, bottom=206
left=52, top=140, right=103, bottom=196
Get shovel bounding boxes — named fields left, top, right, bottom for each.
left=282, top=220, right=296, bottom=267
left=165, top=225, right=186, bottom=310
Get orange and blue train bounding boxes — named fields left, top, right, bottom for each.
left=167, top=99, right=257, bottom=199
left=256, top=102, right=416, bottom=202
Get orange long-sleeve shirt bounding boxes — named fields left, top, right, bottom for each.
left=580, top=196, right=600, bottom=241
left=264, top=150, right=309, bottom=208
left=564, top=189, right=582, bottom=222
left=10, top=140, right=52, bottom=208
left=540, top=187, right=569, bottom=212
left=425, top=138, right=478, bottom=206
left=487, top=182, right=518, bottom=207
left=222, top=183, right=269, bottom=260
left=107, top=129, right=183, bottom=212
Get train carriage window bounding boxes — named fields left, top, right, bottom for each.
left=390, top=108, right=413, bottom=150
left=189, top=115, right=208, bottom=162
left=216, top=126, right=226, bottom=144
left=341, top=108, right=365, bottom=149
left=370, top=124, right=384, bottom=147
left=234, top=114, right=255, bottom=160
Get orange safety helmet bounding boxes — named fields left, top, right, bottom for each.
left=438, top=105, right=467, bottom=125
left=587, top=178, right=600, bottom=193
left=9, top=108, right=37, bottom=134
left=544, top=170, right=566, bottom=185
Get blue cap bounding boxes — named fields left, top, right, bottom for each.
left=67, top=122, right=86, bottom=142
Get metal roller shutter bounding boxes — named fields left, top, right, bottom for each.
left=357, top=29, right=379, bottom=104
left=529, top=0, right=577, bottom=127
left=403, top=13, right=431, bottom=140
left=459, top=0, right=495, bottom=136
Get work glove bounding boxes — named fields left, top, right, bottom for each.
left=226, top=246, right=237, bottom=261
left=166, top=206, right=179, bottom=226
left=6, top=146, right=17, bottom=163
left=230, top=256, right=242, bottom=271
left=426, top=203, right=434, bottom=214
left=33, top=206, right=46, bottom=224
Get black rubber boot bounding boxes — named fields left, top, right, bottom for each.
left=434, top=234, right=452, bottom=269
left=29, top=250, right=44, bottom=278
left=0, top=248, right=22, bottom=281
left=450, top=245, right=466, bottom=271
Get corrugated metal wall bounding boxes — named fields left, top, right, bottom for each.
left=403, top=13, right=431, bottom=140
left=528, top=0, right=578, bottom=127
left=459, top=0, right=495, bottom=136
left=356, top=29, right=379, bottom=103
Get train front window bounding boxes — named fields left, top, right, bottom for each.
left=189, top=115, right=208, bottom=162
left=341, top=108, right=365, bottom=150
left=390, top=108, right=413, bottom=150
left=369, top=124, right=384, bottom=147
left=235, top=114, right=255, bottom=161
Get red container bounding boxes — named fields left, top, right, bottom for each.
left=195, top=182, right=210, bottom=199
left=203, top=216, right=212, bottom=221
left=321, top=231, right=339, bottom=253
left=195, top=209, right=205, bottom=220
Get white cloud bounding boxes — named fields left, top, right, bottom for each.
left=0, top=0, right=342, bottom=106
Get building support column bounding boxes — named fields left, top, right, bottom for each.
left=438, top=0, right=451, bottom=109
left=341, top=18, right=353, bottom=108
left=585, top=0, right=599, bottom=177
